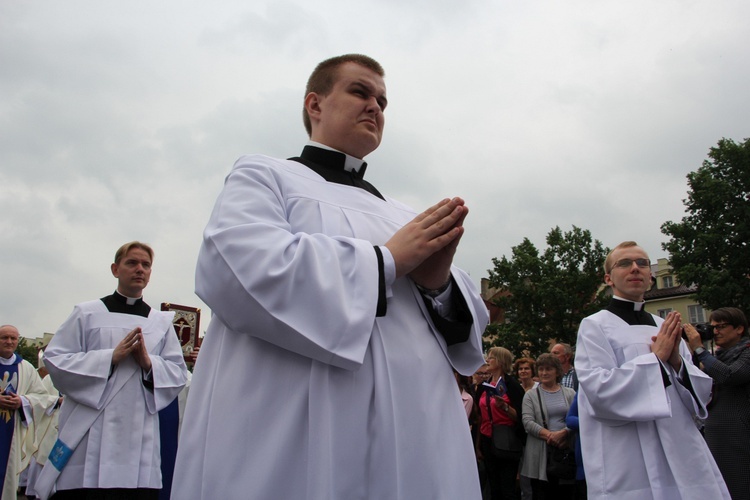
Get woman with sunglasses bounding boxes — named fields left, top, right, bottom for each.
left=684, top=307, right=750, bottom=500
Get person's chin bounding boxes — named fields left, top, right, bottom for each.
left=350, top=137, right=380, bottom=158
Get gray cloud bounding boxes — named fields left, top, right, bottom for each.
left=2, top=0, right=749, bottom=340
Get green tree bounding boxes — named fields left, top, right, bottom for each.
left=17, top=337, right=40, bottom=368
left=485, top=226, right=609, bottom=359
left=661, top=137, right=750, bottom=312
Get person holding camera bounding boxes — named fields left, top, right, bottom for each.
left=684, top=307, right=750, bottom=500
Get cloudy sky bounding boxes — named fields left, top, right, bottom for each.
left=2, top=0, right=748, bottom=340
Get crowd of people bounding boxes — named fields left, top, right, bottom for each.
left=2, top=52, right=748, bottom=500
left=465, top=305, right=750, bottom=500
left=463, top=241, right=746, bottom=500
left=464, top=346, right=580, bottom=500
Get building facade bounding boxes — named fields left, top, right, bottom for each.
left=645, top=258, right=710, bottom=325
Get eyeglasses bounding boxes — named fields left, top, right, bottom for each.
left=612, top=258, right=650, bottom=269
left=711, top=323, right=731, bottom=331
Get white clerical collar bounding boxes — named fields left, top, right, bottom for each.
left=0, top=354, right=17, bottom=365
left=307, top=141, right=366, bottom=173
left=116, top=291, right=143, bottom=305
left=613, top=295, right=647, bottom=311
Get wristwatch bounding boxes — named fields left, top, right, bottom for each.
left=415, top=279, right=451, bottom=298
left=694, top=347, right=707, bottom=356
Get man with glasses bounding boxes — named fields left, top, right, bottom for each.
left=574, top=241, right=729, bottom=499
left=472, top=363, right=491, bottom=386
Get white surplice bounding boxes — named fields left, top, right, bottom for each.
left=575, top=310, right=730, bottom=500
left=171, top=154, right=488, bottom=500
left=43, top=301, right=188, bottom=492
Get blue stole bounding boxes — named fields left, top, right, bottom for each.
left=0, top=354, right=22, bottom=492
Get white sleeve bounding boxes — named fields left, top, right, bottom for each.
left=196, top=157, right=383, bottom=370
left=44, top=306, right=116, bottom=409
left=142, top=317, right=189, bottom=414
left=575, top=315, right=672, bottom=424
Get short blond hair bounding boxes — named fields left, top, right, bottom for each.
left=114, top=241, right=154, bottom=264
left=604, top=241, right=640, bottom=274
left=302, top=54, right=385, bottom=136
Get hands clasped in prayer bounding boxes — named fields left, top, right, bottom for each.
left=650, top=311, right=683, bottom=371
left=112, top=327, right=152, bottom=371
left=386, top=197, right=467, bottom=290
left=0, top=392, right=22, bottom=411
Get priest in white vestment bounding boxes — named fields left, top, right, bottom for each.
left=0, top=325, right=57, bottom=500
left=575, top=241, right=729, bottom=500
left=39, top=242, right=188, bottom=500
left=171, top=54, right=488, bottom=500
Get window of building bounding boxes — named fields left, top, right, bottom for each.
left=662, top=276, right=674, bottom=288
left=688, top=304, right=706, bottom=324
left=657, top=308, right=673, bottom=318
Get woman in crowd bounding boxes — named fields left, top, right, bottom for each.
left=513, top=357, right=537, bottom=500
left=471, top=362, right=492, bottom=496
left=514, top=357, right=538, bottom=392
left=477, top=347, right=525, bottom=500
left=684, top=307, right=750, bottom=500
left=521, top=353, right=575, bottom=500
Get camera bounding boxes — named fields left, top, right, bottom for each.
left=695, top=323, right=714, bottom=341
left=682, top=323, right=713, bottom=341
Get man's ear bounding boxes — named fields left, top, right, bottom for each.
left=111, top=263, right=120, bottom=279
left=603, top=274, right=613, bottom=287
left=304, top=92, right=322, bottom=122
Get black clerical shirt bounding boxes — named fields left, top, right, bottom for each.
left=101, top=291, right=151, bottom=318
left=606, top=297, right=656, bottom=327
left=289, top=146, right=384, bottom=200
